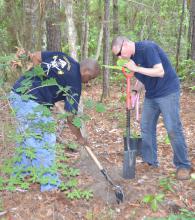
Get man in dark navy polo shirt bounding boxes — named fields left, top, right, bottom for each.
left=112, top=36, right=192, bottom=180
left=10, top=49, right=100, bottom=191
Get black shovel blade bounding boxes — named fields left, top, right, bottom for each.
left=123, top=150, right=136, bottom=179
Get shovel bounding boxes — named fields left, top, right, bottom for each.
left=122, top=67, right=136, bottom=179
left=84, top=145, right=124, bottom=204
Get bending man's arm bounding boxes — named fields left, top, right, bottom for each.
left=125, top=60, right=165, bottom=78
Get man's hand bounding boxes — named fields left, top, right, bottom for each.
left=124, top=59, right=138, bottom=72
left=15, top=47, right=29, bottom=59
left=10, top=60, right=22, bottom=69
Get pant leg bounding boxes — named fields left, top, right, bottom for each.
left=28, top=112, right=61, bottom=191
left=157, top=92, right=191, bottom=169
left=141, top=97, right=161, bottom=166
left=9, top=92, right=60, bottom=191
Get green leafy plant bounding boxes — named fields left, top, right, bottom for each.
left=143, top=193, right=165, bottom=212
left=95, top=102, right=106, bottom=113
left=103, top=59, right=131, bottom=73
left=67, top=142, right=78, bottom=151
left=67, top=189, right=93, bottom=200
left=159, top=177, right=176, bottom=192
left=164, top=134, right=171, bottom=145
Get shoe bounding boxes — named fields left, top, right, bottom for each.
left=137, top=162, right=158, bottom=171
left=176, top=168, right=191, bottom=180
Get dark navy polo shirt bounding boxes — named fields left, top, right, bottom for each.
left=132, top=41, right=180, bottom=98
left=12, top=51, right=81, bottom=112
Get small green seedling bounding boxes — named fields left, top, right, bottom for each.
left=159, top=177, right=176, bottom=192
left=143, top=193, right=164, bottom=212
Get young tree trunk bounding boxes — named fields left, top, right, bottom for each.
left=63, top=0, right=87, bottom=138
left=175, top=0, right=185, bottom=71
left=81, top=0, right=89, bottom=60
left=64, top=0, right=78, bottom=60
left=102, top=0, right=110, bottom=99
left=46, top=0, right=61, bottom=51
left=190, top=0, right=195, bottom=60
left=95, top=0, right=104, bottom=60
left=112, top=0, right=119, bottom=65
left=95, top=22, right=104, bottom=60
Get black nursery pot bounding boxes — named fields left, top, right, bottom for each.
left=124, top=136, right=142, bottom=157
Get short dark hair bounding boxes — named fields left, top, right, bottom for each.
left=111, top=36, right=129, bottom=49
left=80, top=58, right=100, bottom=78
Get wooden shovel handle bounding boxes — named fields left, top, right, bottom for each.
left=84, top=145, right=103, bottom=171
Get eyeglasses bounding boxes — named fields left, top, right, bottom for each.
left=116, top=40, right=124, bottom=57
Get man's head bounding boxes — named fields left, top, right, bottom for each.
left=80, top=58, right=100, bottom=83
left=111, top=36, right=135, bottom=59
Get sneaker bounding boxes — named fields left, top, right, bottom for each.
left=176, top=168, right=191, bottom=180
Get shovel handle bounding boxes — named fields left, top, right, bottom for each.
left=84, top=146, right=104, bottom=171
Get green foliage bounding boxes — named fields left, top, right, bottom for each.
left=61, top=166, right=80, bottom=177
left=60, top=178, right=78, bottom=191
left=177, top=59, right=195, bottom=81
left=159, top=177, right=176, bottom=192
left=179, top=208, right=195, bottom=219
left=143, top=193, right=164, bottom=212
left=103, top=59, right=131, bottom=73
left=146, top=209, right=195, bottom=220
left=67, top=142, right=78, bottom=151
left=72, top=116, right=82, bottom=128
left=164, top=134, right=171, bottom=145
left=95, top=102, right=106, bottom=113
left=67, top=189, right=93, bottom=200
left=84, top=99, right=95, bottom=109
left=84, top=99, right=106, bottom=113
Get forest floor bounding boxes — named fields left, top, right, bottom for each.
left=0, top=79, right=195, bottom=220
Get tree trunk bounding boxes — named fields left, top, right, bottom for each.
left=112, top=0, right=119, bottom=65
left=46, top=0, right=61, bottom=51
left=95, top=0, right=103, bottom=60
left=175, top=0, right=185, bottom=71
left=95, top=22, right=103, bottom=60
left=23, top=0, right=38, bottom=50
left=102, top=0, right=110, bottom=99
left=190, top=0, right=195, bottom=60
left=64, top=0, right=78, bottom=60
left=81, top=0, right=89, bottom=60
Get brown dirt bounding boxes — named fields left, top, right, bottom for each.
left=0, top=81, right=195, bottom=220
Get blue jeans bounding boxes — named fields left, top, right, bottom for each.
left=9, top=91, right=60, bottom=191
left=141, top=91, right=191, bottom=169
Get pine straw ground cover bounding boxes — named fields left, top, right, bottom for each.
left=0, top=80, right=194, bottom=220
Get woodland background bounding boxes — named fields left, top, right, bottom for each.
left=0, top=1, right=195, bottom=220
left=0, top=0, right=195, bottom=92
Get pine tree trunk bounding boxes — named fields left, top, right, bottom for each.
left=46, top=0, right=61, bottom=51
